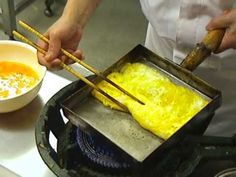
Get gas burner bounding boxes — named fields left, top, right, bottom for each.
left=56, top=121, right=203, bottom=177
left=76, top=127, right=134, bottom=170
left=35, top=78, right=236, bottom=177
left=56, top=122, right=133, bottom=177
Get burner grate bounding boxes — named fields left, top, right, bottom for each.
left=76, top=127, right=134, bottom=170
left=56, top=122, right=205, bottom=177
left=57, top=122, right=134, bottom=177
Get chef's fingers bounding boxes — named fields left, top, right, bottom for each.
left=37, top=33, right=49, bottom=51
left=214, top=27, right=236, bottom=53
left=37, top=32, right=50, bottom=66
left=206, top=10, right=232, bottom=30
left=50, top=59, right=64, bottom=70
left=45, top=31, right=62, bottom=62
left=37, top=36, right=48, bottom=67
left=52, top=50, right=84, bottom=70
left=37, top=54, right=61, bottom=70
left=61, top=49, right=84, bottom=65
left=72, top=49, right=85, bottom=61
left=38, top=48, right=84, bottom=70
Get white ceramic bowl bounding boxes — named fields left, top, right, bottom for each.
left=0, top=40, right=46, bottom=113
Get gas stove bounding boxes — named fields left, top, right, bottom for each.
left=35, top=79, right=236, bottom=177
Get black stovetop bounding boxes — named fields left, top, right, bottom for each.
left=35, top=79, right=236, bottom=177
left=190, top=160, right=236, bottom=177
left=54, top=121, right=236, bottom=177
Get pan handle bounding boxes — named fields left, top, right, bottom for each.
left=180, top=29, right=225, bottom=71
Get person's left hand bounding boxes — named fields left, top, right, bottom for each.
left=206, top=9, right=236, bottom=53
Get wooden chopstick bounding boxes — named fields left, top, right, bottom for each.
left=12, top=30, right=129, bottom=113
left=18, top=20, right=144, bottom=105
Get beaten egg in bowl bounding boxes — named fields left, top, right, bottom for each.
left=92, top=62, right=209, bottom=140
left=0, top=61, right=39, bottom=99
left=0, top=40, right=46, bottom=113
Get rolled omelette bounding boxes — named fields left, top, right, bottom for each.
left=92, top=62, right=208, bottom=140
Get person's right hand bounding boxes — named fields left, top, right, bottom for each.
left=37, top=16, right=84, bottom=70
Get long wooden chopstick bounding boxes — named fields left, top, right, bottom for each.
left=18, top=20, right=144, bottom=105
left=12, top=30, right=129, bottom=113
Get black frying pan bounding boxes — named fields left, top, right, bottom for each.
left=61, top=29, right=225, bottom=164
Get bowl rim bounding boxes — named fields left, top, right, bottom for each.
left=0, top=40, right=36, bottom=52
left=0, top=40, right=47, bottom=101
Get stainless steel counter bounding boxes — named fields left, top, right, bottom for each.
left=0, top=71, right=71, bottom=177
left=0, top=0, right=34, bottom=38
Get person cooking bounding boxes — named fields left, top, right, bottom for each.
left=38, top=0, right=236, bottom=137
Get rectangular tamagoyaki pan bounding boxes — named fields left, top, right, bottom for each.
left=61, top=43, right=222, bottom=164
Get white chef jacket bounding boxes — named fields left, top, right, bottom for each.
left=140, top=0, right=236, bottom=137
left=140, top=0, right=236, bottom=68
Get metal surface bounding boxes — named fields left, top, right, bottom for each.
left=63, top=92, right=163, bottom=162
left=0, top=0, right=34, bottom=38
left=0, top=0, right=16, bottom=38
left=0, top=71, right=71, bottom=177
left=62, top=44, right=222, bottom=162
left=0, top=165, right=20, bottom=177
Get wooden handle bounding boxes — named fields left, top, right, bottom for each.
left=202, top=29, right=225, bottom=51
left=180, top=29, right=225, bottom=71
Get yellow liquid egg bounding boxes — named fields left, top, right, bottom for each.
left=0, top=61, right=39, bottom=99
left=92, top=63, right=209, bottom=140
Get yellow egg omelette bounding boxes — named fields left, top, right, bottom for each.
left=92, top=62, right=209, bottom=140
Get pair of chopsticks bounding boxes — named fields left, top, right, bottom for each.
left=13, top=20, right=144, bottom=112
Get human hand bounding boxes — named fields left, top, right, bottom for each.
left=37, top=16, right=84, bottom=70
left=206, top=9, right=236, bottom=53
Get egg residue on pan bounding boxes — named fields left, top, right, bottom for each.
left=92, top=62, right=209, bottom=140
left=0, top=61, right=39, bottom=99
